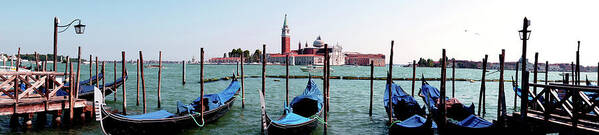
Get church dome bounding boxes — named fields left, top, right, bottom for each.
left=313, top=36, right=325, bottom=47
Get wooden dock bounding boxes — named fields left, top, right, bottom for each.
left=0, top=97, right=88, bottom=115
left=0, top=71, right=92, bottom=126
left=504, top=81, right=599, bottom=134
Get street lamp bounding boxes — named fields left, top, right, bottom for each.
left=518, top=17, right=531, bottom=119
left=519, top=18, right=531, bottom=40
left=518, top=17, right=531, bottom=73
left=53, top=17, right=86, bottom=71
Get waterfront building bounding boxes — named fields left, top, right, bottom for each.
left=267, top=15, right=345, bottom=65
left=344, top=53, right=385, bottom=66
left=208, top=57, right=241, bottom=64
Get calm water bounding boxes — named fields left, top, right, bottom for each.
left=1, top=63, right=596, bottom=134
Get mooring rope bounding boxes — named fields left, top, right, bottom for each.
left=186, top=105, right=204, bottom=127
left=189, top=112, right=205, bottom=127
left=389, top=120, right=402, bottom=127
left=310, top=115, right=327, bottom=125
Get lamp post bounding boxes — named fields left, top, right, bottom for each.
left=53, top=17, right=86, bottom=71
left=519, top=17, right=531, bottom=73
left=518, top=17, right=531, bottom=119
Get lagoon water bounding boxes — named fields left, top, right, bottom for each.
left=1, top=63, right=596, bottom=134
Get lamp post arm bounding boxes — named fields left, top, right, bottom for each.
left=57, top=19, right=81, bottom=33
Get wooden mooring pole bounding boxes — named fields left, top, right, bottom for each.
left=68, top=60, right=73, bottom=123
left=412, top=60, right=416, bottom=97
left=157, top=51, right=162, bottom=108
left=102, top=62, right=106, bottom=99
left=369, top=61, right=373, bottom=116
left=440, top=49, right=447, bottom=129
left=387, top=41, right=394, bottom=125
left=13, top=48, right=21, bottom=125
left=286, top=54, right=289, bottom=105
left=241, top=53, right=245, bottom=108
left=533, top=52, right=538, bottom=95
left=136, top=59, right=140, bottom=106
left=514, top=60, right=519, bottom=110
left=576, top=41, right=580, bottom=85
left=200, top=48, right=205, bottom=122
left=64, top=56, right=69, bottom=76
left=326, top=45, right=331, bottom=114
left=521, top=71, right=529, bottom=120
left=498, top=50, right=506, bottom=126
left=324, top=43, right=330, bottom=113
left=324, top=45, right=330, bottom=135
left=182, top=60, right=186, bottom=85
left=90, top=55, right=93, bottom=82
left=262, top=44, right=266, bottom=96
left=323, top=43, right=328, bottom=114
left=122, top=51, right=127, bottom=115
left=35, top=52, right=39, bottom=71
left=114, top=60, right=117, bottom=102
left=565, top=73, right=570, bottom=84
left=452, top=59, right=456, bottom=98
left=76, top=47, right=82, bottom=99
left=95, top=57, right=99, bottom=88
left=571, top=62, right=575, bottom=85
left=478, top=55, right=487, bottom=117
left=139, top=51, right=147, bottom=113
left=545, top=61, right=548, bottom=85
left=261, top=44, right=266, bottom=134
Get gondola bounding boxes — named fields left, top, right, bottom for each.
left=99, top=78, right=241, bottom=134
left=258, top=77, right=323, bottom=135
left=80, top=72, right=104, bottom=85
left=510, top=78, right=545, bottom=103
left=584, top=77, right=599, bottom=101
left=56, top=73, right=126, bottom=100
left=384, top=73, right=436, bottom=134
left=79, top=74, right=127, bottom=100
left=419, top=78, right=493, bottom=131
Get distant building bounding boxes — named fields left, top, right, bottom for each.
left=281, top=14, right=291, bottom=54
left=344, top=53, right=385, bottom=66
left=208, top=57, right=241, bottom=64
left=267, top=14, right=345, bottom=65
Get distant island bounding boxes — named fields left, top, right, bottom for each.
left=413, top=57, right=597, bottom=72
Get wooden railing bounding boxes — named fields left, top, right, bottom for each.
left=0, top=71, right=73, bottom=114
left=527, top=83, right=599, bottom=128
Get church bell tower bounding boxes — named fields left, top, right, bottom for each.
left=281, top=14, right=291, bottom=54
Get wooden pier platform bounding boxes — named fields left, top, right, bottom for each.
left=507, top=111, right=599, bottom=134
left=505, top=82, right=599, bottom=134
left=0, top=97, right=87, bottom=115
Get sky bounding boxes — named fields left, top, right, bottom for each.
left=2, top=0, right=599, bottom=65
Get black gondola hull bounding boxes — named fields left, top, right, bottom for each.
left=79, top=78, right=124, bottom=100
left=265, top=111, right=321, bottom=135
left=445, top=122, right=495, bottom=133
left=101, top=97, right=236, bottom=135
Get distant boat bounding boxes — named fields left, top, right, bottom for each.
left=144, top=65, right=162, bottom=68
left=0, top=66, right=31, bottom=72
left=299, top=65, right=334, bottom=72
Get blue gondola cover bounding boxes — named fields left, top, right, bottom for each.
left=178, top=80, right=241, bottom=113
left=384, top=83, right=419, bottom=113
left=272, top=78, right=323, bottom=125
left=397, top=115, right=438, bottom=128
left=117, top=110, right=175, bottom=119
left=457, top=114, right=493, bottom=128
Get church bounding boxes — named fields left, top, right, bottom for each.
left=267, top=14, right=345, bottom=65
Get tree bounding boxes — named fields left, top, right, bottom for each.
left=243, top=50, right=250, bottom=62
left=252, top=49, right=262, bottom=62
left=426, top=59, right=434, bottom=67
